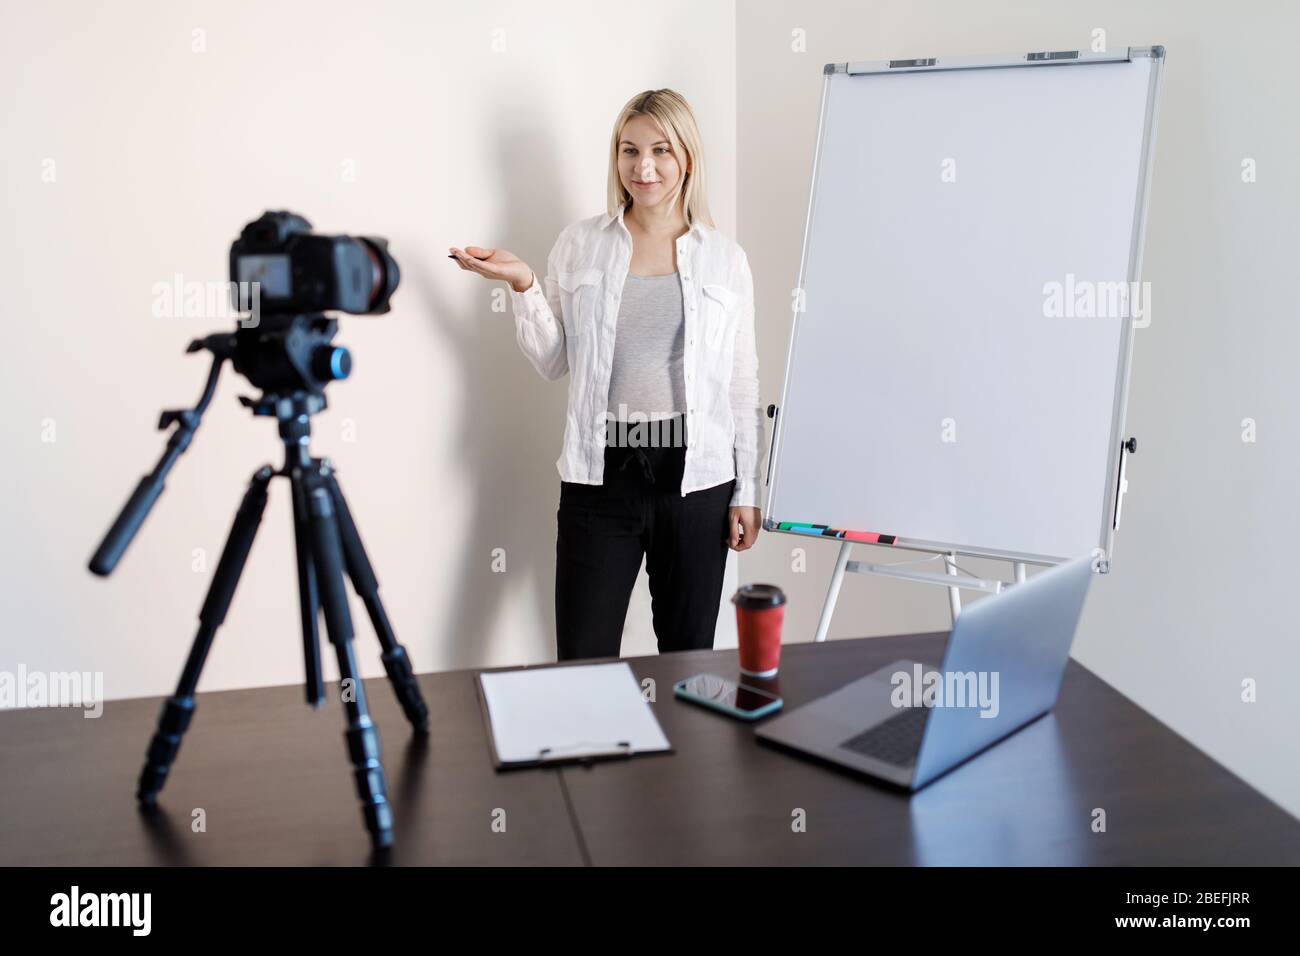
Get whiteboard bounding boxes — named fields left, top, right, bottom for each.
left=765, top=49, right=1164, bottom=564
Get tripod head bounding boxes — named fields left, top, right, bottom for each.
left=88, top=321, right=345, bottom=578
left=89, top=319, right=356, bottom=574
left=231, top=312, right=352, bottom=398
left=95, top=339, right=341, bottom=709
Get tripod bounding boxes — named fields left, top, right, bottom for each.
left=91, top=330, right=429, bottom=852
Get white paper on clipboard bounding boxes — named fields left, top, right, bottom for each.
left=478, top=662, right=671, bottom=766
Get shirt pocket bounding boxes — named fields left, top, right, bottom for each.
left=701, top=283, right=739, bottom=352
left=557, top=268, right=604, bottom=339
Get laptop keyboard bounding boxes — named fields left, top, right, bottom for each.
left=840, top=706, right=929, bottom=767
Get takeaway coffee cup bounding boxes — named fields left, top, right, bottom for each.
left=732, top=584, right=787, bottom=677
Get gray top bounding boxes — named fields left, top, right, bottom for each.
left=606, top=271, right=686, bottom=421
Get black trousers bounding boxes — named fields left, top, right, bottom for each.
left=555, top=420, right=735, bottom=661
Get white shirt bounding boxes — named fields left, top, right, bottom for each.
left=509, top=204, right=765, bottom=509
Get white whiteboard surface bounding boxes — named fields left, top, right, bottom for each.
left=766, top=51, right=1163, bottom=563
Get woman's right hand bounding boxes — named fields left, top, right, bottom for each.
left=449, top=245, right=534, bottom=293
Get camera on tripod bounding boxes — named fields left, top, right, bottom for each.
left=88, top=211, right=427, bottom=854
left=228, top=211, right=400, bottom=395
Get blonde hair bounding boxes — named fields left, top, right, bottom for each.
left=607, top=89, right=714, bottom=229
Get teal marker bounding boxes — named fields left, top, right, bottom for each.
left=779, top=523, right=830, bottom=537
left=778, top=521, right=827, bottom=532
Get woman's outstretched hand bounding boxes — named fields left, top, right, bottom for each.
left=449, top=245, right=534, bottom=293
left=728, top=507, right=762, bottom=552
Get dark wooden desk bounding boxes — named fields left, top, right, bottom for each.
left=0, top=662, right=580, bottom=865
left=573, top=634, right=1300, bottom=865
left=3, top=633, right=1297, bottom=865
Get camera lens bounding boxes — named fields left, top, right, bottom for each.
left=359, top=238, right=400, bottom=313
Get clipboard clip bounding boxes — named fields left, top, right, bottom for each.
left=538, top=741, right=634, bottom=766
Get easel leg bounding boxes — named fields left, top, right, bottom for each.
left=946, top=551, right=962, bottom=623
left=814, top=541, right=853, bottom=643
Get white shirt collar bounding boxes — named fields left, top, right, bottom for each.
left=602, top=202, right=709, bottom=240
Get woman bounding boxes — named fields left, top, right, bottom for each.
left=451, top=89, right=763, bottom=661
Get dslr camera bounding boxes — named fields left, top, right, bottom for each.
left=228, top=211, right=400, bottom=395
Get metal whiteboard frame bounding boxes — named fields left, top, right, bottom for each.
left=761, top=46, right=1165, bottom=629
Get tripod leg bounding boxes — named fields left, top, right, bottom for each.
left=137, top=466, right=274, bottom=806
left=304, top=467, right=394, bottom=851
left=290, top=469, right=325, bottom=707
left=322, top=464, right=430, bottom=732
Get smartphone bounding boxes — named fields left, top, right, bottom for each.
left=673, top=673, right=783, bottom=721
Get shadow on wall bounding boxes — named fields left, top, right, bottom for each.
left=410, top=104, right=576, bottom=671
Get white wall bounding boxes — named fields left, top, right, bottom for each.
left=0, top=0, right=737, bottom=701
left=737, top=0, right=1300, bottom=818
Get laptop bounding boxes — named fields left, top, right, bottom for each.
left=755, top=553, right=1096, bottom=790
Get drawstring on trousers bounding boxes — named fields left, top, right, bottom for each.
left=607, top=413, right=686, bottom=487
left=617, top=446, right=656, bottom=485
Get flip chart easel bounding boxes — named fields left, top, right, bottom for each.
left=762, top=47, right=1165, bottom=634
